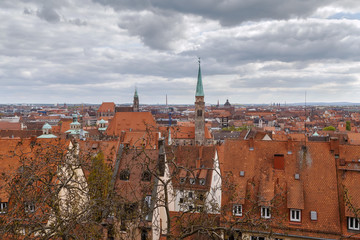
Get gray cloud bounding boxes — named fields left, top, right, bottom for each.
left=118, top=11, right=185, bottom=50
left=2, top=0, right=360, bottom=104
left=36, top=5, right=61, bottom=22
left=93, top=0, right=337, bottom=25
left=68, top=18, right=87, bottom=26
left=186, top=19, right=360, bottom=63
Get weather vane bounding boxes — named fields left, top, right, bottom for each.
left=198, top=57, right=201, bottom=65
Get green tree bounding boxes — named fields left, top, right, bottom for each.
left=87, top=152, right=112, bottom=222
left=323, top=126, right=336, bottom=131
left=346, top=121, right=351, bottom=131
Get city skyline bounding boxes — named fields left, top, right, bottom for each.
left=2, top=1, right=360, bottom=104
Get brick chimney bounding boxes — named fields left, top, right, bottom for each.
left=330, top=137, right=339, bottom=156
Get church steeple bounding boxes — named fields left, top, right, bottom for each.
left=195, top=58, right=205, bottom=145
left=195, top=58, right=204, bottom=97
left=133, top=87, right=139, bottom=112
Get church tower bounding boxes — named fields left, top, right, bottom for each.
left=133, top=87, right=139, bottom=112
left=195, top=58, right=205, bottom=145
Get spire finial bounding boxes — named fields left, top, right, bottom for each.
left=198, top=57, right=200, bottom=66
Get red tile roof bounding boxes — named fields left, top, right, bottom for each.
left=105, top=112, right=156, bottom=136
left=97, top=102, right=115, bottom=113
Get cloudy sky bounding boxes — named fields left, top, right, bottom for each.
left=1, top=0, right=360, bottom=105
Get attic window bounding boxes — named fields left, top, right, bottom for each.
left=239, top=171, right=245, bottom=177
left=180, top=178, right=186, bottom=184
left=199, top=178, right=205, bottom=185
left=189, top=178, right=195, bottom=185
left=294, top=173, right=300, bottom=180
left=120, top=169, right=130, bottom=181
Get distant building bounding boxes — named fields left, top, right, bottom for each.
left=133, top=88, right=139, bottom=112
left=97, top=102, right=115, bottom=119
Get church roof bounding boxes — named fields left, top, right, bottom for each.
left=38, top=134, right=58, bottom=139
left=42, top=122, right=52, bottom=130
left=195, top=61, right=204, bottom=97
left=98, top=119, right=107, bottom=124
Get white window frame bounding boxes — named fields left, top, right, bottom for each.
left=0, top=202, right=7, bottom=214
left=261, top=206, right=271, bottom=219
left=348, top=217, right=360, bottom=230
left=290, top=209, right=301, bottom=222
left=233, top=204, right=242, bottom=216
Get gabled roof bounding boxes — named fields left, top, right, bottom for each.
left=97, top=102, right=115, bottom=113
left=219, top=139, right=341, bottom=236
left=105, top=112, right=156, bottom=136
left=167, top=145, right=215, bottom=190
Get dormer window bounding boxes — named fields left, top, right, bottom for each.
left=189, top=178, right=195, bottom=185
left=290, top=209, right=301, bottom=222
left=233, top=204, right=242, bottom=216
left=180, top=178, right=186, bottom=184
left=0, top=202, right=8, bottom=214
left=199, top=178, right=205, bottom=185
left=348, top=217, right=360, bottom=230
left=119, top=169, right=130, bottom=181
left=261, top=206, right=271, bottom=219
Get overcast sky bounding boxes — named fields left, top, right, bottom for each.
left=1, top=0, right=360, bottom=105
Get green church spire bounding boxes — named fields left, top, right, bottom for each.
left=195, top=58, right=204, bottom=97
left=134, top=87, right=138, bottom=98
